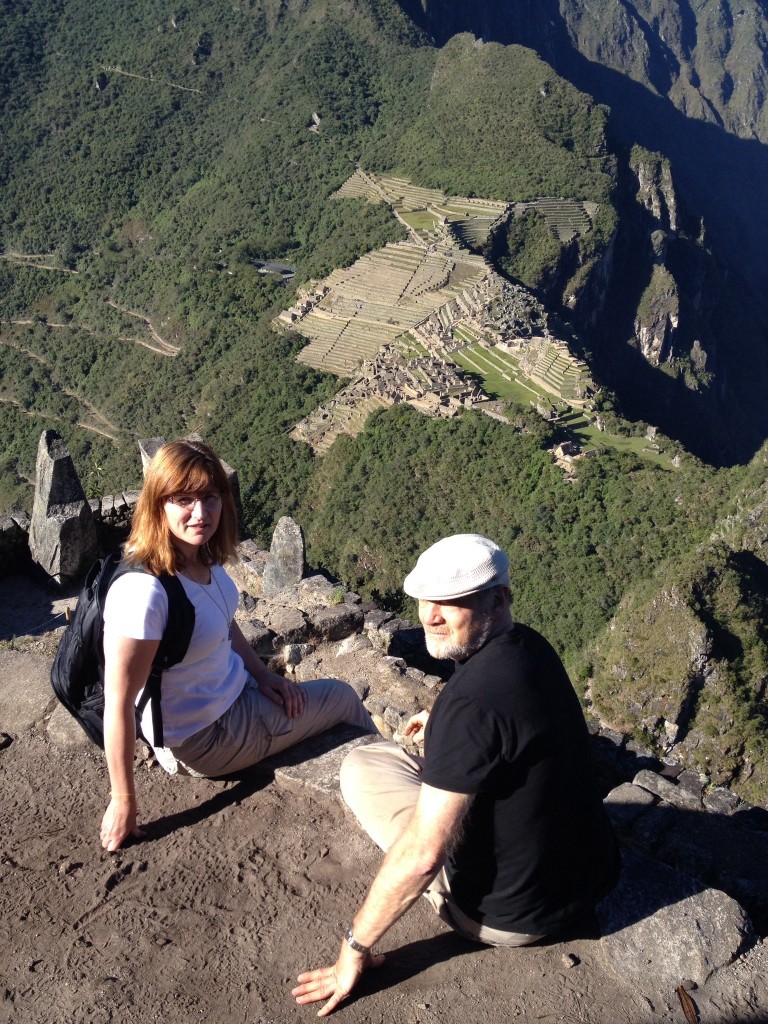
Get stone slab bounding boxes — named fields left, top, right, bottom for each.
left=47, top=700, right=92, bottom=748
left=261, top=727, right=381, bottom=797
left=0, top=650, right=57, bottom=733
left=598, top=848, right=752, bottom=992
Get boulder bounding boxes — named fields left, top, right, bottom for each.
left=139, top=437, right=166, bottom=472
left=28, top=430, right=98, bottom=585
left=598, top=849, right=752, bottom=992
left=309, top=604, right=364, bottom=642
left=0, top=650, right=57, bottom=733
left=236, top=618, right=275, bottom=656
left=260, top=603, right=309, bottom=645
left=262, top=516, right=305, bottom=597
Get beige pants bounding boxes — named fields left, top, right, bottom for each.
left=340, top=741, right=544, bottom=947
left=156, top=676, right=377, bottom=777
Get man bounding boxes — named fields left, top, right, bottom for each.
left=292, top=534, right=620, bottom=1016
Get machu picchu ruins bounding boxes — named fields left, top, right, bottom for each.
left=277, top=171, right=597, bottom=453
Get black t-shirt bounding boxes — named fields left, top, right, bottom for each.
left=421, top=625, right=620, bottom=934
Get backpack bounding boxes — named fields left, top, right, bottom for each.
left=50, top=553, right=195, bottom=749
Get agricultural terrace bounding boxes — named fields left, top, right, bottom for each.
left=281, top=239, right=489, bottom=375
left=279, top=171, right=604, bottom=450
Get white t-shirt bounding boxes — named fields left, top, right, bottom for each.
left=103, top=565, right=247, bottom=747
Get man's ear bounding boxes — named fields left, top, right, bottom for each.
left=494, top=585, right=510, bottom=609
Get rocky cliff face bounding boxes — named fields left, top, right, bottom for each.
left=588, top=467, right=768, bottom=810
left=557, top=0, right=768, bottom=144
left=629, top=151, right=682, bottom=368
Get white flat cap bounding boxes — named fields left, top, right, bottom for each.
left=403, top=534, right=509, bottom=600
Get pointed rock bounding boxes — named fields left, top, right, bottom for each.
left=28, top=430, right=97, bottom=585
left=139, top=436, right=167, bottom=473
left=262, top=516, right=305, bottom=597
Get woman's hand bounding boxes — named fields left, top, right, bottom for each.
left=102, top=635, right=158, bottom=851
left=100, top=794, right=146, bottom=852
left=258, top=671, right=308, bottom=718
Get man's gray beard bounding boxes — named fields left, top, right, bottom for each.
left=424, top=613, right=496, bottom=662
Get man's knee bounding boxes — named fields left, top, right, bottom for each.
left=339, top=743, right=379, bottom=809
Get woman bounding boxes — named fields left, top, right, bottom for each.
left=100, top=439, right=376, bottom=851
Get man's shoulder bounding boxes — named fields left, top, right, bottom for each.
left=464, top=623, right=551, bottom=666
left=450, top=624, right=569, bottom=703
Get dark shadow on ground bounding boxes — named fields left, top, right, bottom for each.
left=135, top=768, right=274, bottom=844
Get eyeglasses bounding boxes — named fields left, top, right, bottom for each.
left=166, top=492, right=222, bottom=510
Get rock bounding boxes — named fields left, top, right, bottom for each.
left=694, top=939, right=768, bottom=1024
left=281, top=643, right=314, bottom=667
left=614, top=786, right=768, bottom=934
left=364, top=609, right=395, bottom=631
left=139, top=437, right=166, bottom=472
left=371, top=713, right=392, bottom=739
left=236, top=618, right=275, bottom=656
left=47, top=701, right=91, bottom=748
left=0, top=514, right=33, bottom=578
left=309, top=605, right=364, bottom=643
left=261, top=604, right=309, bottom=645
left=0, top=651, right=57, bottom=733
left=229, top=546, right=267, bottom=597
left=336, top=634, right=373, bottom=657
left=263, top=728, right=379, bottom=796
left=634, top=769, right=703, bottom=811
left=296, top=574, right=343, bottom=610
left=703, top=787, right=742, bottom=815
left=28, top=430, right=98, bottom=585
left=598, top=849, right=753, bottom=991
left=604, top=781, right=656, bottom=834
left=262, top=516, right=305, bottom=597
left=239, top=591, right=258, bottom=613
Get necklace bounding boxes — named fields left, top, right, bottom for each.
left=180, top=566, right=232, bottom=640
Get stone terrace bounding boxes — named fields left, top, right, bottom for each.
left=287, top=241, right=490, bottom=376
left=514, top=198, right=594, bottom=242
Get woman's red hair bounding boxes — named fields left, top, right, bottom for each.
left=124, top=439, right=239, bottom=576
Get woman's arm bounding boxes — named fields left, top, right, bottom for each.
left=100, top=634, right=160, bottom=851
left=230, top=620, right=307, bottom=718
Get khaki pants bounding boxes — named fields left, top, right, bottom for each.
left=155, top=676, right=377, bottom=777
left=340, top=741, right=544, bottom=947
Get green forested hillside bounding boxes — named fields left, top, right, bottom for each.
left=2, top=0, right=767, bottom=803
left=299, top=404, right=724, bottom=658
left=0, top=0, right=613, bottom=522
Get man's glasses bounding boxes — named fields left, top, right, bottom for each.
left=166, top=492, right=222, bottom=510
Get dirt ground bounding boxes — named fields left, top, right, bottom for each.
left=0, top=728, right=674, bottom=1024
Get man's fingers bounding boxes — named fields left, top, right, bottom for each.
left=317, top=992, right=345, bottom=1017
left=293, top=967, right=334, bottom=998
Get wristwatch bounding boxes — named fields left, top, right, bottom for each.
left=345, top=927, right=371, bottom=955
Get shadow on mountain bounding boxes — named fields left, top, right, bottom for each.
left=399, top=0, right=768, bottom=464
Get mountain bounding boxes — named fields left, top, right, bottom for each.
left=399, top=0, right=768, bottom=283
left=395, top=1, right=768, bottom=462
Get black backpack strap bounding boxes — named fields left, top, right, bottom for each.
left=134, top=572, right=195, bottom=748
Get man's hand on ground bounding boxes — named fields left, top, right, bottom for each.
left=292, top=941, right=385, bottom=1016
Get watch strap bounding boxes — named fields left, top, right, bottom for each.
left=345, top=927, right=371, bottom=954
